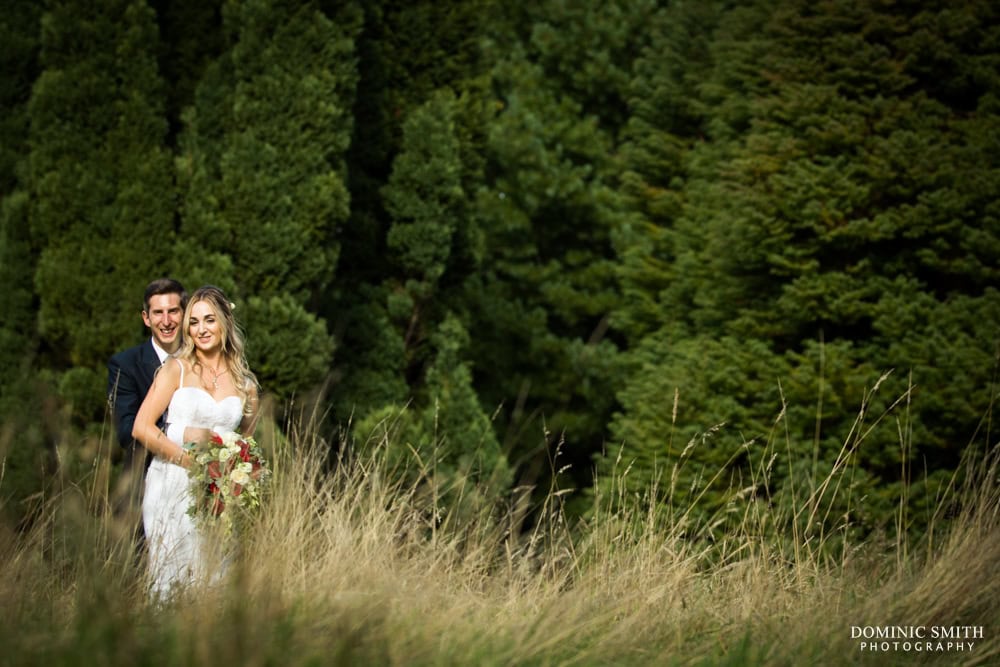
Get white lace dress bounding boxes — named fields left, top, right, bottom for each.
left=142, top=359, right=243, bottom=597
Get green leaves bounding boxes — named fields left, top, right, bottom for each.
left=383, top=89, right=463, bottom=286
left=177, top=0, right=361, bottom=399
left=242, top=295, right=334, bottom=401
left=2, top=0, right=999, bottom=539
left=28, top=0, right=176, bottom=412
left=219, top=0, right=360, bottom=299
left=604, top=0, right=1000, bottom=537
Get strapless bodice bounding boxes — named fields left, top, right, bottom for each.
left=166, top=387, right=243, bottom=435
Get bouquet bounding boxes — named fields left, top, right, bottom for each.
left=184, top=431, right=271, bottom=535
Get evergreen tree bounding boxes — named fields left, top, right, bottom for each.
left=221, top=0, right=358, bottom=300
left=3, top=0, right=994, bottom=540
left=464, top=0, right=664, bottom=497
left=0, top=193, right=52, bottom=525
left=331, top=0, right=501, bottom=299
left=0, top=0, right=41, bottom=399
left=423, top=315, right=510, bottom=490
left=177, top=0, right=363, bottom=399
left=355, top=314, right=511, bottom=518
left=0, top=195, right=35, bottom=414
left=347, top=90, right=510, bottom=503
left=0, top=0, right=40, bottom=194
left=611, top=1, right=722, bottom=343
left=384, top=90, right=462, bottom=264
left=149, top=0, right=225, bottom=144
left=28, top=0, right=175, bottom=422
left=329, top=0, right=498, bottom=431
left=0, top=3, right=48, bottom=524
left=606, top=0, right=1000, bottom=536
left=381, top=89, right=465, bottom=371
left=331, top=284, right=409, bottom=418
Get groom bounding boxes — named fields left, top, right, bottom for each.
left=107, top=278, right=187, bottom=533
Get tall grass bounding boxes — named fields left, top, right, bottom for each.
left=2, top=400, right=998, bottom=666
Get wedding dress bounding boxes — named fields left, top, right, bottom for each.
left=142, top=359, right=244, bottom=597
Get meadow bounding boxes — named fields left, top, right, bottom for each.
left=2, top=399, right=998, bottom=667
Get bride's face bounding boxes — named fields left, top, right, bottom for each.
left=188, top=300, right=223, bottom=354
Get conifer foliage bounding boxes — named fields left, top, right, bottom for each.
left=176, top=0, right=363, bottom=399
left=28, top=0, right=176, bottom=421
left=1, top=0, right=998, bottom=538
left=604, top=0, right=1000, bottom=535
left=0, top=0, right=41, bottom=406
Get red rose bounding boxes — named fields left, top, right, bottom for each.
left=211, top=433, right=224, bottom=445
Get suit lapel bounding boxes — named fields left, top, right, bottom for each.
left=141, top=341, right=169, bottom=430
left=141, top=340, right=161, bottom=389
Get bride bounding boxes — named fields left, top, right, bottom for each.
left=132, top=285, right=259, bottom=597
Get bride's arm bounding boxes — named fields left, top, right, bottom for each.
left=132, top=361, right=192, bottom=468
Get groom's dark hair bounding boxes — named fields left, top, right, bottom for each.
left=143, top=278, right=188, bottom=312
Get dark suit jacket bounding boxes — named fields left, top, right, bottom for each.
left=108, top=339, right=163, bottom=469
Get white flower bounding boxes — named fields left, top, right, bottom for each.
left=230, top=468, right=251, bottom=486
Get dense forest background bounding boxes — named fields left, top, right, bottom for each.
left=1, top=0, right=998, bottom=541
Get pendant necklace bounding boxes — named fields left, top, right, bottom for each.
left=206, top=364, right=228, bottom=390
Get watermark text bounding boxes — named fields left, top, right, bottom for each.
left=851, top=626, right=983, bottom=653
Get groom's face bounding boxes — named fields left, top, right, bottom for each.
left=142, top=292, right=184, bottom=353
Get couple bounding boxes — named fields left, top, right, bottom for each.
left=108, top=279, right=259, bottom=596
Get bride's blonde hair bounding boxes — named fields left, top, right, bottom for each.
left=177, top=285, right=258, bottom=412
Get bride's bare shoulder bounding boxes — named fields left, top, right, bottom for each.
left=153, top=356, right=188, bottom=387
